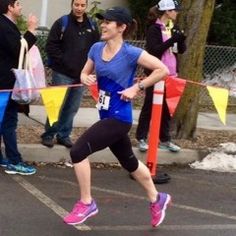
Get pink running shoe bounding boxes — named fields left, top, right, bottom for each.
left=150, top=192, right=171, bottom=227
left=64, top=200, right=98, bottom=225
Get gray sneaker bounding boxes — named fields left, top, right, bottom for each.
left=159, top=141, right=181, bottom=152
left=138, top=139, right=148, bottom=152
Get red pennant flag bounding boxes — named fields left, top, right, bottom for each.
left=165, top=76, right=186, bottom=116
left=88, top=83, right=99, bottom=102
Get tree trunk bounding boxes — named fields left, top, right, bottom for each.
left=173, top=0, right=216, bottom=139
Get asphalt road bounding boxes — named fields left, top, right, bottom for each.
left=0, top=165, right=236, bottom=236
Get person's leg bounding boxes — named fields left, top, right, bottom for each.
left=41, top=71, right=83, bottom=147
left=63, top=158, right=97, bottom=225
left=73, top=158, right=91, bottom=203
left=72, top=119, right=130, bottom=201
left=41, top=71, right=64, bottom=143
left=41, top=118, right=58, bottom=147
left=109, top=135, right=157, bottom=202
left=132, top=161, right=172, bottom=227
left=0, top=136, right=9, bottom=167
left=1, top=99, right=22, bottom=164
left=56, top=86, right=84, bottom=141
left=110, top=136, right=171, bottom=227
left=65, top=119, right=131, bottom=225
left=159, top=91, right=171, bottom=143
left=159, top=90, right=180, bottom=152
left=136, top=86, right=154, bottom=151
left=1, top=100, right=36, bottom=175
left=136, top=86, right=154, bottom=141
left=41, top=71, right=81, bottom=141
left=71, top=119, right=131, bottom=200
left=132, top=161, right=158, bottom=202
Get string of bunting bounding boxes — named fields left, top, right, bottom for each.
left=0, top=76, right=231, bottom=126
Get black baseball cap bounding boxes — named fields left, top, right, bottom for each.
left=95, top=7, right=133, bottom=25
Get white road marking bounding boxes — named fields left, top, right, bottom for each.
left=12, top=176, right=91, bottom=231
left=174, top=203, right=236, bottom=221
left=92, top=224, right=236, bottom=231
left=12, top=174, right=236, bottom=232
left=38, top=175, right=236, bottom=221
left=171, top=174, right=236, bottom=190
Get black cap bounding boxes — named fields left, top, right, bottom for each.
left=95, top=7, right=133, bottom=25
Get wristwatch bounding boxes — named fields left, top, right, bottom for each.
left=138, top=82, right=145, bottom=91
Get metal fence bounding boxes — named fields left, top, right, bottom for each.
left=36, top=33, right=236, bottom=107
left=204, top=45, right=236, bottom=76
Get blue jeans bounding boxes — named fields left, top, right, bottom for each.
left=0, top=99, right=22, bottom=164
left=41, top=71, right=84, bottom=140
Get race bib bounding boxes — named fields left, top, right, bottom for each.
left=96, top=90, right=111, bottom=110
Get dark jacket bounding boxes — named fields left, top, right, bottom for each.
left=0, top=15, right=37, bottom=89
left=46, top=13, right=100, bottom=82
left=145, top=23, right=186, bottom=75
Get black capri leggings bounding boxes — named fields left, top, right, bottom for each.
left=70, top=118, right=139, bottom=173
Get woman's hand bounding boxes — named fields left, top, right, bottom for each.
left=81, top=74, right=97, bottom=86
left=117, top=84, right=140, bottom=102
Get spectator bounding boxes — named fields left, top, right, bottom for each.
left=41, top=0, right=100, bottom=148
left=0, top=0, right=37, bottom=175
left=136, top=0, right=186, bottom=153
left=63, top=6, right=172, bottom=227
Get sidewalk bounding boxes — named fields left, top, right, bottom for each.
left=17, top=105, right=236, bottom=165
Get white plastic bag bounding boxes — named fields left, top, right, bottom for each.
left=11, top=38, right=40, bottom=104
left=29, top=45, right=46, bottom=89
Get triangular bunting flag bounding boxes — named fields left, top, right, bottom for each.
left=0, top=92, right=10, bottom=128
left=207, top=86, right=229, bottom=125
left=40, top=87, right=67, bottom=126
left=88, top=83, right=99, bottom=102
left=165, top=76, right=186, bottom=116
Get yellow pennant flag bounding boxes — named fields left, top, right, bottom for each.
left=207, top=86, right=229, bottom=125
left=40, top=87, right=67, bottom=126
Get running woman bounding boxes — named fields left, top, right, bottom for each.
left=64, top=6, right=172, bottom=228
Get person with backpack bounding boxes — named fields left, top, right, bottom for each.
left=136, top=0, right=186, bottom=153
left=41, top=0, right=100, bottom=148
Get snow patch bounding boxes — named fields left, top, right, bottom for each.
left=190, top=142, right=236, bottom=172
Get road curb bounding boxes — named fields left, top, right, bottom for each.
left=17, top=144, right=208, bottom=165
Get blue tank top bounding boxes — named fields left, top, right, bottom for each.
left=88, top=42, right=143, bottom=123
